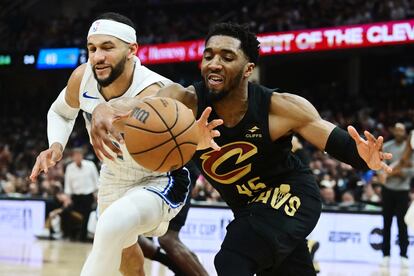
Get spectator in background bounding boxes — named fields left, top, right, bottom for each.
left=320, top=186, right=336, bottom=207
left=191, top=175, right=208, bottom=201
left=361, top=182, right=381, bottom=203
left=27, top=182, right=40, bottom=197
left=64, top=148, right=98, bottom=241
left=1, top=180, right=16, bottom=195
left=339, top=190, right=356, bottom=208
left=207, top=188, right=223, bottom=203
left=372, top=183, right=383, bottom=200
left=379, top=122, right=412, bottom=269
left=0, top=144, right=12, bottom=173
left=47, top=190, right=83, bottom=240
left=192, top=174, right=223, bottom=202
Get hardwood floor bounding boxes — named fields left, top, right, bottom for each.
left=0, top=238, right=412, bottom=276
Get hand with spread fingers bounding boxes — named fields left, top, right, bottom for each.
left=30, top=143, right=63, bottom=182
left=196, top=107, right=223, bottom=151
left=90, top=103, right=130, bottom=161
left=347, top=126, right=393, bottom=173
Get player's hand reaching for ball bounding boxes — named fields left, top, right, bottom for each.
left=91, top=103, right=130, bottom=160
left=348, top=126, right=393, bottom=173
left=30, top=143, right=63, bottom=181
left=196, top=107, right=223, bottom=151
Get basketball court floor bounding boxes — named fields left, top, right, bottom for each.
left=0, top=238, right=412, bottom=276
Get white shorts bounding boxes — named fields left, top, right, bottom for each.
left=97, top=174, right=169, bottom=213
left=97, top=174, right=184, bottom=242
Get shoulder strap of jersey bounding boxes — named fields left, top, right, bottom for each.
left=79, top=61, right=93, bottom=96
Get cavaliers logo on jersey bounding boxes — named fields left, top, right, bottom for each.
left=200, top=142, right=258, bottom=184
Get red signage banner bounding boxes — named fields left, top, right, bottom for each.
left=137, top=19, right=414, bottom=64
left=138, top=40, right=205, bottom=64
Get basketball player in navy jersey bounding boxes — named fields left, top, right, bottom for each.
left=91, top=23, right=393, bottom=275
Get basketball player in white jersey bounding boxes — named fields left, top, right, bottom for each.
left=30, top=12, right=222, bottom=276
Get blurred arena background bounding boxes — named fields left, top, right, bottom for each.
left=1, top=0, right=414, bottom=275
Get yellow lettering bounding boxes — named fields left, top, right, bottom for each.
left=270, top=184, right=291, bottom=210
left=236, top=184, right=253, bottom=197
left=284, top=196, right=301, bottom=216
left=270, top=188, right=279, bottom=207
left=236, top=177, right=266, bottom=198
left=254, top=190, right=272, bottom=204
left=248, top=197, right=256, bottom=204
left=247, top=177, right=266, bottom=191
left=279, top=184, right=290, bottom=194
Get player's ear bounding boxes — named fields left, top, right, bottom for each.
left=128, top=43, right=138, bottom=59
left=244, top=62, right=255, bottom=78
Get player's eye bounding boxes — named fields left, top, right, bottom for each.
left=203, top=54, right=213, bottom=60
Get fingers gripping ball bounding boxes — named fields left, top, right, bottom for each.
left=124, top=97, right=199, bottom=172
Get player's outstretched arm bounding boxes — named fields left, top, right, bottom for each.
left=90, top=83, right=223, bottom=158
left=90, top=102, right=129, bottom=160
left=30, top=65, right=84, bottom=181
left=346, top=125, right=392, bottom=172
left=90, top=83, right=161, bottom=160
left=270, top=92, right=392, bottom=172
left=30, top=143, right=63, bottom=181
left=156, top=83, right=223, bottom=151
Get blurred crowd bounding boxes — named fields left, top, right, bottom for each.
left=1, top=0, right=414, bottom=217
left=0, top=115, right=94, bottom=197
left=1, top=0, right=414, bottom=51
left=2, top=99, right=414, bottom=210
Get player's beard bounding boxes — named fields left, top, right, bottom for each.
left=207, top=69, right=244, bottom=102
left=93, top=56, right=127, bottom=87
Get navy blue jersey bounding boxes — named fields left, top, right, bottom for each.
left=192, top=81, right=320, bottom=213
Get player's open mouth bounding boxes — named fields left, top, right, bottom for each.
left=208, top=74, right=224, bottom=86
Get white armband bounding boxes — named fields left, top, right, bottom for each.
left=47, top=88, right=80, bottom=149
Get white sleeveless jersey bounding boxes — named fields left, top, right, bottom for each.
left=79, top=56, right=172, bottom=184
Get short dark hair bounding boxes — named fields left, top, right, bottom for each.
left=205, top=22, right=260, bottom=63
left=94, top=12, right=135, bottom=30
left=71, top=147, right=84, bottom=155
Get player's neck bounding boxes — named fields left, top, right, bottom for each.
left=100, top=60, right=135, bottom=100
left=213, top=81, right=248, bottom=128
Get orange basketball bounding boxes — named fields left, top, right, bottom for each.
left=124, top=97, right=199, bottom=172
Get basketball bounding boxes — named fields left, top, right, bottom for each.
left=124, top=97, right=199, bottom=172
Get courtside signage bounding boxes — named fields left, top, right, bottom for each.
left=138, top=19, right=414, bottom=64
